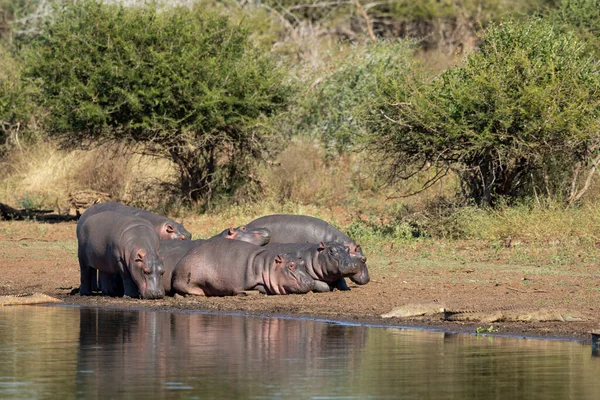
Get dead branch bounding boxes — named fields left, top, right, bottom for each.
left=353, top=0, right=375, bottom=42
left=568, top=152, right=600, bottom=204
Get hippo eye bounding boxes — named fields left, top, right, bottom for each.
left=240, top=226, right=246, bottom=232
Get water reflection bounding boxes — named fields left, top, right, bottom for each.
left=1, top=305, right=600, bottom=399
left=76, top=309, right=367, bottom=399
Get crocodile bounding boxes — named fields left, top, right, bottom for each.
left=0, top=293, right=62, bottom=306
left=381, top=303, right=585, bottom=323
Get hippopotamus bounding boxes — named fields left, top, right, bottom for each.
left=77, top=201, right=191, bottom=241
left=264, top=241, right=362, bottom=292
left=160, top=225, right=271, bottom=294
left=245, top=214, right=369, bottom=285
left=78, top=211, right=165, bottom=299
left=171, top=238, right=315, bottom=296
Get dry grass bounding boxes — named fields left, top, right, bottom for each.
left=0, top=141, right=176, bottom=211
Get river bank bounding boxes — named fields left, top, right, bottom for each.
left=1, top=218, right=599, bottom=341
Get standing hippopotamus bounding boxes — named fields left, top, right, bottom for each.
left=78, top=211, right=165, bottom=299
left=245, top=214, right=369, bottom=285
left=77, top=201, right=192, bottom=240
left=265, top=241, right=362, bottom=292
left=171, top=238, right=315, bottom=296
left=160, top=225, right=271, bottom=294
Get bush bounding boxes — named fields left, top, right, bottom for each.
left=298, top=40, right=420, bottom=154
left=370, top=18, right=600, bottom=205
left=0, top=43, right=36, bottom=157
left=22, top=0, right=293, bottom=207
left=551, top=0, right=600, bottom=55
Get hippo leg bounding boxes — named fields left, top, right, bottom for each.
left=332, top=278, right=350, bottom=291
left=121, top=269, right=141, bottom=298
left=183, top=287, right=207, bottom=296
left=78, top=248, right=94, bottom=296
left=91, top=270, right=100, bottom=292
left=99, top=272, right=124, bottom=297
left=313, top=280, right=332, bottom=293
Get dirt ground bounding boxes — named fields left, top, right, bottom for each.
left=1, top=218, right=599, bottom=342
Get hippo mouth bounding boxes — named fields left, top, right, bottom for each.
left=349, top=267, right=370, bottom=285
left=138, top=277, right=165, bottom=299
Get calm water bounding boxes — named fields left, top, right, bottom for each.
left=1, top=305, right=600, bottom=399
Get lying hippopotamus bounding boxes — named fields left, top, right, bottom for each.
left=265, top=241, right=362, bottom=292
left=171, top=238, right=315, bottom=296
left=77, top=201, right=191, bottom=240
left=245, top=214, right=369, bottom=285
left=78, top=211, right=165, bottom=299
left=160, top=225, right=271, bottom=294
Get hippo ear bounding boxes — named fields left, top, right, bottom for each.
left=227, top=227, right=235, bottom=236
left=317, top=242, right=326, bottom=252
left=166, top=224, right=175, bottom=234
left=135, top=251, right=145, bottom=263
left=274, top=254, right=285, bottom=266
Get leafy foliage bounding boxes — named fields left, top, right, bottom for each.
left=0, top=43, right=36, bottom=155
left=370, top=18, right=600, bottom=205
left=23, top=0, right=293, bottom=206
left=552, top=0, right=600, bottom=55
left=298, top=41, right=420, bottom=154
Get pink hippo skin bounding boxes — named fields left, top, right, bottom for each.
left=77, top=201, right=191, bottom=240
left=78, top=211, right=165, bottom=299
left=171, top=238, right=315, bottom=296
left=160, top=225, right=271, bottom=294
left=245, top=214, right=369, bottom=288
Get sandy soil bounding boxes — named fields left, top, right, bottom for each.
left=1, top=218, right=599, bottom=342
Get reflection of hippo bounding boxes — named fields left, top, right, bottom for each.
left=160, top=226, right=271, bottom=294
left=172, top=238, right=315, bottom=296
left=265, top=242, right=362, bottom=292
left=77, top=201, right=192, bottom=240
left=245, top=214, right=369, bottom=285
left=78, top=211, right=165, bottom=299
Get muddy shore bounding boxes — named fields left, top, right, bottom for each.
left=1, top=219, right=599, bottom=342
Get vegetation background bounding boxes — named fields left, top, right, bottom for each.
left=1, top=0, right=600, bottom=266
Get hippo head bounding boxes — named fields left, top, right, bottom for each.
left=267, top=254, right=315, bottom=295
left=128, top=247, right=165, bottom=299
left=316, top=242, right=363, bottom=277
left=345, top=242, right=370, bottom=285
left=222, top=225, right=271, bottom=246
left=158, top=221, right=192, bottom=241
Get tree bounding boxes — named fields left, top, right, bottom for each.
left=23, top=0, right=293, bottom=205
left=370, top=18, right=600, bottom=205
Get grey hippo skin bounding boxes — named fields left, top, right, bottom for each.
left=78, top=211, right=165, bottom=299
left=171, top=238, right=315, bottom=296
left=245, top=214, right=370, bottom=286
left=160, top=225, right=272, bottom=294
left=77, top=201, right=192, bottom=240
left=265, top=241, right=362, bottom=292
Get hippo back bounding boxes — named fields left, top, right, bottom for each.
left=77, top=201, right=191, bottom=240
left=245, top=214, right=350, bottom=244
left=159, top=239, right=201, bottom=293
left=246, top=214, right=369, bottom=285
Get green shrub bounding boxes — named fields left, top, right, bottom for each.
left=552, top=0, right=600, bottom=55
left=0, top=43, right=36, bottom=156
left=370, top=18, right=600, bottom=205
left=298, top=40, right=420, bottom=154
left=22, top=0, right=293, bottom=207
